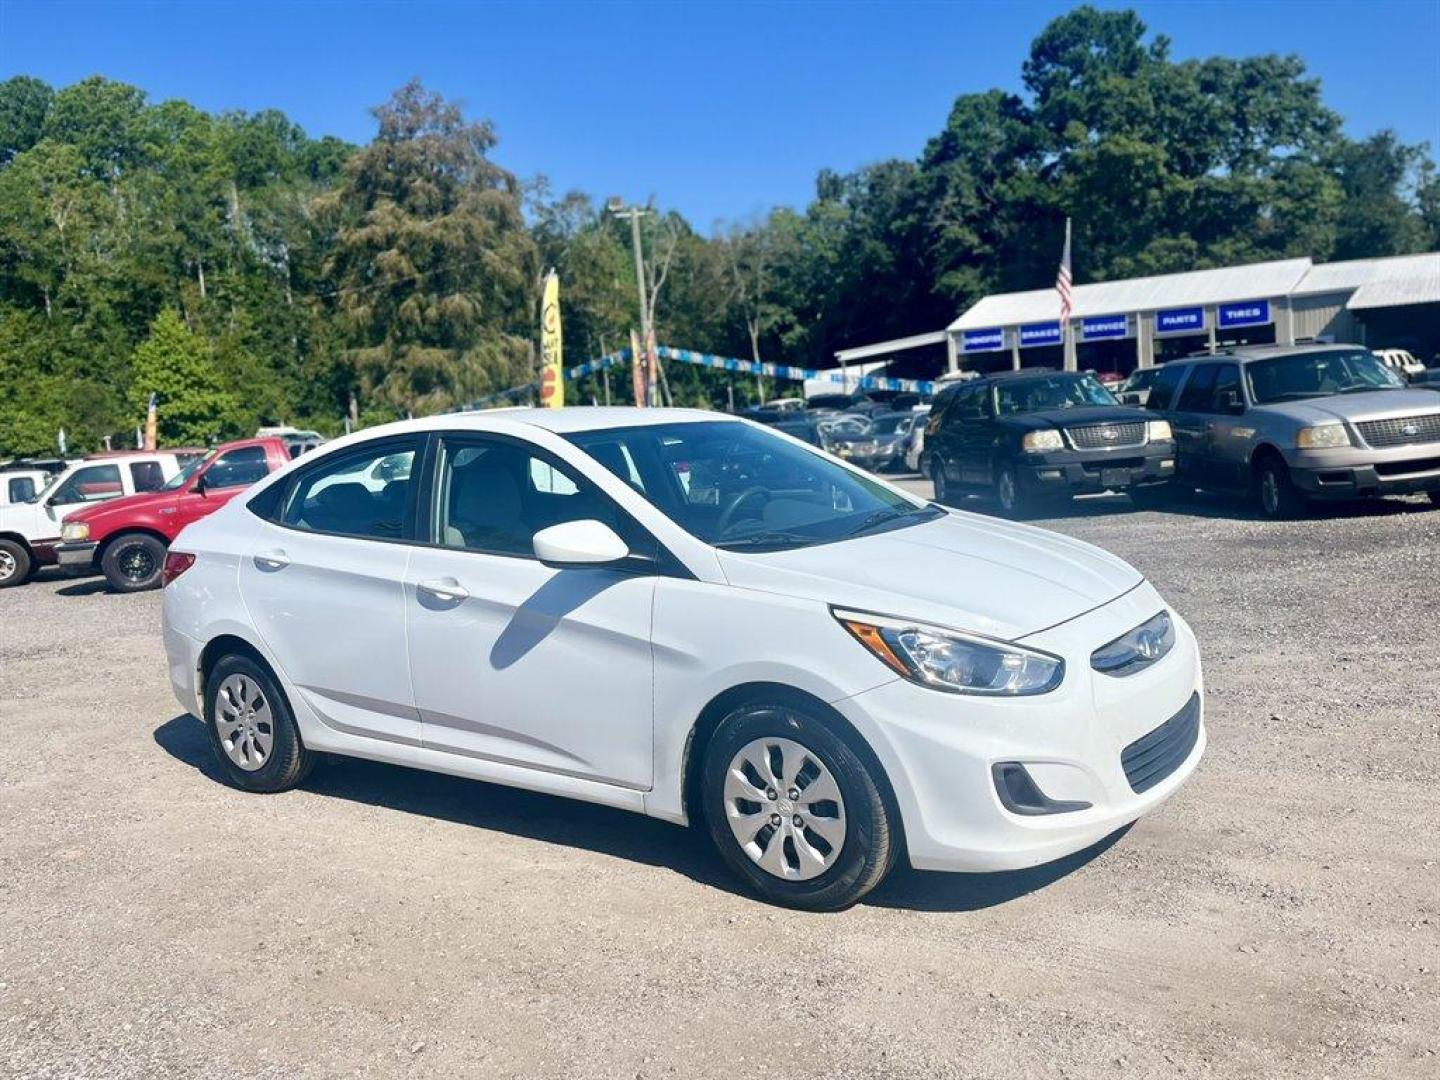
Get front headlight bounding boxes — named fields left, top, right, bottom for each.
left=1146, top=420, right=1173, bottom=442
left=1296, top=423, right=1350, bottom=449
left=61, top=521, right=89, bottom=542
left=1021, top=430, right=1064, bottom=453
left=1091, top=611, right=1175, bottom=676
left=834, top=609, right=1064, bottom=696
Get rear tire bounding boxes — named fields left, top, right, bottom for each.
left=204, top=653, right=313, bottom=794
left=0, top=539, right=31, bottom=588
left=101, top=533, right=167, bottom=592
left=1255, top=456, right=1305, bottom=519
left=701, top=703, right=896, bottom=911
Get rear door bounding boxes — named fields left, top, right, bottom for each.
left=1169, top=364, right=1216, bottom=483
left=403, top=431, right=657, bottom=789
left=239, top=436, right=424, bottom=745
left=1199, top=363, right=1248, bottom=489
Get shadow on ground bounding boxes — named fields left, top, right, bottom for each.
left=153, top=712, right=1123, bottom=914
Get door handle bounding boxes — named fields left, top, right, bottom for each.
left=254, top=549, right=289, bottom=570
left=417, top=577, right=468, bottom=603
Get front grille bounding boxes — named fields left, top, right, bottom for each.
left=1355, top=413, right=1440, bottom=449
left=1121, top=693, right=1200, bottom=794
left=1066, top=422, right=1146, bottom=450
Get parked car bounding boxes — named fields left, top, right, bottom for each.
left=162, top=408, right=1204, bottom=910
left=1144, top=343, right=1440, bottom=518
left=826, top=411, right=917, bottom=472
left=1115, top=367, right=1163, bottom=406
left=922, top=370, right=1175, bottom=516
left=903, top=405, right=932, bottom=472
left=54, top=438, right=292, bottom=591
left=0, top=452, right=181, bottom=587
left=0, top=468, right=51, bottom=507
left=1373, top=348, right=1427, bottom=381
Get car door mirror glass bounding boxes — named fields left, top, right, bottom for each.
left=532, top=519, right=630, bottom=568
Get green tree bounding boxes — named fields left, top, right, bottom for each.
left=128, top=309, right=240, bottom=444
left=0, top=75, right=53, bottom=165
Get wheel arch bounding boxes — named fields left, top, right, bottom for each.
left=1249, top=441, right=1288, bottom=475
left=679, top=681, right=907, bottom=856
left=199, top=634, right=293, bottom=719
left=0, top=530, right=33, bottom=556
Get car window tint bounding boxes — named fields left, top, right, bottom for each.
left=1145, top=364, right=1187, bottom=411
left=206, top=446, right=271, bottom=489
left=1208, top=364, right=1243, bottom=413
left=1176, top=365, right=1218, bottom=411
left=51, top=464, right=122, bottom=505
left=281, top=441, right=419, bottom=539
left=7, top=476, right=35, bottom=502
left=130, top=460, right=165, bottom=492
left=435, top=437, right=620, bottom=558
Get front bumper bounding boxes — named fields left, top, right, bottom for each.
left=1019, top=444, right=1175, bottom=495
left=833, top=582, right=1204, bottom=873
left=1285, top=443, right=1440, bottom=498
left=55, top=541, right=98, bottom=567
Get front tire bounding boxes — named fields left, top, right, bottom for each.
left=996, top=463, right=1027, bottom=518
left=204, top=653, right=313, bottom=794
left=1255, top=457, right=1305, bottom=519
left=701, top=703, right=896, bottom=911
left=930, top=458, right=950, bottom=505
left=101, top=533, right=167, bottom=591
left=0, top=539, right=31, bottom=588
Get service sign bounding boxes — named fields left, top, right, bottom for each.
left=1080, top=314, right=1130, bottom=341
left=961, top=327, right=1005, bottom=353
left=1018, top=321, right=1062, bottom=348
left=1156, top=307, right=1205, bottom=335
left=1218, top=299, right=1271, bottom=329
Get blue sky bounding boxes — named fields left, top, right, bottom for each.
left=2, top=0, right=1437, bottom=229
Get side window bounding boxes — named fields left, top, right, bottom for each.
left=1146, top=364, right=1187, bottom=411
left=946, top=385, right=984, bottom=423
left=205, top=446, right=271, bottom=489
left=1176, top=365, right=1218, bottom=411
left=130, top=460, right=165, bottom=492
left=50, top=464, right=122, bottom=505
left=435, top=437, right=619, bottom=558
left=281, top=440, right=419, bottom=539
left=8, top=476, right=35, bottom=503
left=1208, top=364, right=1244, bottom=414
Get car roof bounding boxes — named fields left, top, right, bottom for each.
left=359, top=406, right=741, bottom=439
left=1184, top=342, right=1369, bottom=364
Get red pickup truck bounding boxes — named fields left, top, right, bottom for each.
left=56, top=438, right=292, bottom=591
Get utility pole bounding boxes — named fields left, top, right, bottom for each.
left=607, top=197, right=655, bottom=406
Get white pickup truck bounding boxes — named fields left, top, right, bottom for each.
left=0, top=452, right=181, bottom=587
left=1, top=469, right=52, bottom=507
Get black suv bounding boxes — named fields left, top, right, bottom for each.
left=922, top=370, right=1175, bottom=515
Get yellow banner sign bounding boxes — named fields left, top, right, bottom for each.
left=539, top=270, right=563, bottom=408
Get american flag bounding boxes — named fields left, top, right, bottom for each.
left=1056, top=217, right=1073, bottom=324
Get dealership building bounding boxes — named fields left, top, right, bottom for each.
left=835, top=251, right=1440, bottom=383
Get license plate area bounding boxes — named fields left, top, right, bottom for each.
left=1101, top=468, right=1130, bottom=488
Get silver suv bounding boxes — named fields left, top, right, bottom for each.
left=1145, top=344, right=1440, bottom=518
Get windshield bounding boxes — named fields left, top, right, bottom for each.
left=1246, top=349, right=1405, bottom=404
left=994, top=374, right=1117, bottom=415
left=162, top=449, right=215, bottom=490
left=1123, top=369, right=1157, bottom=390
left=566, top=420, right=940, bottom=551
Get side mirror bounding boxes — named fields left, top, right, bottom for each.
left=1219, top=390, right=1245, bottom=415
left=194, top=473, right=209, bottom=496
left=532, top=519, right=629, bottom=568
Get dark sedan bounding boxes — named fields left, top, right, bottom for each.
left=922, top=370, right=1175, bottom=515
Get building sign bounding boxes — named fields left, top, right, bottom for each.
left=1218, top=299, right=1271, bottom=329
left=1018, top=321, right=1062, bottom=348
left=961, top=327, right=1005, bottom=353
left=1155, top=306, right=1205, bottom=335
left=1080, top=314, right=1130, bottom=341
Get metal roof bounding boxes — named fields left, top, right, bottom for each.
left=1291, top=251, right=1440, bottom=296
left=834, top=330, right=949, bottom=363
left=949, top=257, right=1313, bottom=331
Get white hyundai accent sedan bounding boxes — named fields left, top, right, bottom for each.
left=162, top=408, right=1204, bottom=909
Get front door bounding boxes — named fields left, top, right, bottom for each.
left=175, top=444, right=275, bottom=530
left=1169, top=364, right=1217, bottom=483
left=404, top=433, right=656, bottom=790
left=238, top=436, right=423, bottom=745
left=1198, top=363, right=1249, bottom=489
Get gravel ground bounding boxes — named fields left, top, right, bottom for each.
left=2, top=484, right=1438, bottom=1080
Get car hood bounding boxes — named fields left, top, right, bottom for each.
left=997, top=404, right=1150, bottom=430
left=716, top=509, right=1143, bottom=641
left=1254, top=388, right=1440, bottom=425
left=66, top=487, right=180, bottom=526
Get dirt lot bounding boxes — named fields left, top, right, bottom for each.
left=2, top=486, right=1437, bottom=1080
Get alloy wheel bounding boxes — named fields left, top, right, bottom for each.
left=0, top=550, right=15, bottom=581
left=118, top=543, right=156, bottom=583
left=998, top=469, right=1018, bottom=513
left=1261, top=470, right=1280, bottom=516
left=215, top=674, right=274, bottom=772
left=722, top=736, right=846, bottom=881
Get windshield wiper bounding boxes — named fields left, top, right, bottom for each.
left=847, top=504, right=941, bottom=538
left=1337, top=384, right=1397, bottom=393
left=714, top=530, right=816, bottom=550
